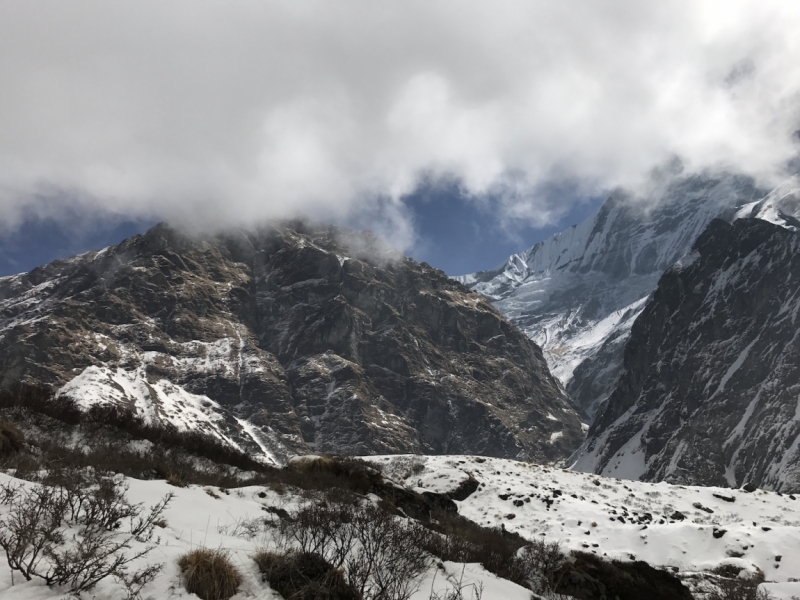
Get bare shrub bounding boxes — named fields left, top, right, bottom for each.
left=0, top=384, right=82, bottom=424
left=519, top=538, right=566, bottom=595
left=276, top=501, right=432, bottom=600
left=0, top=420, right=23, bottom=455
left=706, top=580, right=772, bottom=600
left=385, top=455, right=426, bottom=481
left=280, top=502, right=359, bottom=567
left=80, top=475, right=139, bottom=530
left=286, top=455, right=384, bottom=496
left=345, top=504, right=432, bottom=600
left=0, top=383, right=267, bottom=475
left=178, top=547, right=242, bottom=600
left=555, top=552, right=691, bottom=600
left=118, top=563, right=165, bottom=600
left=420, top=511, right=528, bottom=585
left=254, top=549, right=359, bottom=600
left=0, top=478, right=170, bottom=597
left=45, top=522, right=160, bottom=593
left=703, top=564, right=768, bottom=600
left=129, top=493, right=173, bottom=542
left=218, top=515, right=272, bottom=541
left=0, top=483, right=68, bottom=583
left=0, top=480, right=20, bottom=504
left=428, top=566, right=484, bottom=600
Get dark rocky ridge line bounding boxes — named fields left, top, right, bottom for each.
left=573, top=217, right=800, bottom=491
left=0, top=221, right=583, bottom=463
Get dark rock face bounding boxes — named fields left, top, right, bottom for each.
left=573, top=218, right=800, bottom=491
left=0, top=222, right=582, bottom=463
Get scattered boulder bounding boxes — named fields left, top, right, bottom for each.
left=692, top=502, right=714, bottom=514
left=713, top=493, right=735, bottom=503
left=447, top=475, right=480, bottom=501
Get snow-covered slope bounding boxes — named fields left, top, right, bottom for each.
left=0, top=471, right=532, bottom=600
left=573, top=217, right=800, bottom=492
left=370, top=454, right=800, bottom=594
left=457, top=174, right=761, bottom=418
left=4, top=454, right=800, bottom=599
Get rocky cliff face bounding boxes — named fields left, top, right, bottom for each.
left=457, top=173, right=761, bottom=418
left=0, top=222, right=582, bottom=463
left=572, top=217, right=800, bottom=491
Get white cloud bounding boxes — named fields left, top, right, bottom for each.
left=1, top=0, right=799, bottom=247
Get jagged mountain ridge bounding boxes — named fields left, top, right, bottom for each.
left=0, top=222, right=583, bottom=463
left=572, top=217, right=800, bottom=491
left=736, top=175, right=800, bottom=230
left=457, top=173, right=762, bottom=418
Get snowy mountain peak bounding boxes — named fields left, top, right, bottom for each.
left=457, top=173, right=762, bottom=418
left=736, top=175, right=800, bottom=230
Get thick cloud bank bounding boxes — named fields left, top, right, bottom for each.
left=1, top=1, right=799, bottom=248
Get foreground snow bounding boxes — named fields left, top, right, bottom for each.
left=368, top=455, right=800, bottom=587
left=3, top=454, right=800, bottom=599
left=0, top=471, right=529, bottom=600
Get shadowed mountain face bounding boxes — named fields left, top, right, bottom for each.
left=573, top=218, right=800, bottom=491
left=0, top=222, right=582, bottom=463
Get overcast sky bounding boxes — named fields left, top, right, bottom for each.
left=1, top=1, right=799, bottom=273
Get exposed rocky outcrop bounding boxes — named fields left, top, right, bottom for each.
left=572, top=218, right=800, bottom=491
left=0, top=222, right=582, bottom=463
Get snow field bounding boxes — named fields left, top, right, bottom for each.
left=0, top=471, right=530, bottom=600
left=368, top=454, right=800, bottom=585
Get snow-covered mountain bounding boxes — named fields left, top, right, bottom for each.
left=572, top=216, right=800, bottom=491
left=736, top=175, right=800, bottom=230
left=457, top=173, right=762, bottom=418
left=0, top=221, right=582, bottom=463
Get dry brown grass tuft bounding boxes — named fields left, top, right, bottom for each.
left=178, top=548, right=241, bottom=600
left=166, top=473, right=187, bottom=488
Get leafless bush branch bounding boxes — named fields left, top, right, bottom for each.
left=0, top=478, right=170, bottom=597
left=519, top=538, right=566, bottom=595
left=270, top=501, right=433, bottom=600
left=427, top=565, right=484, bottom=600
